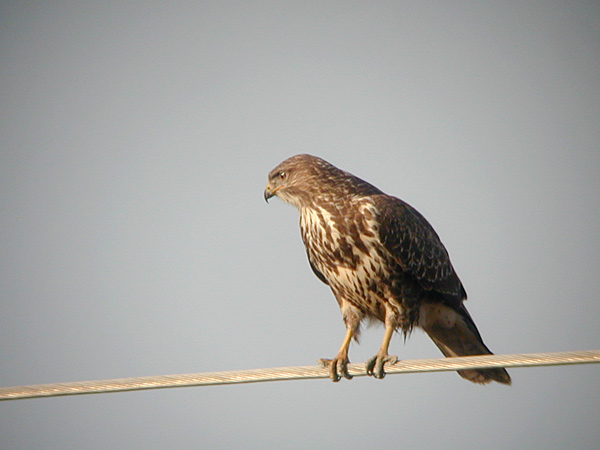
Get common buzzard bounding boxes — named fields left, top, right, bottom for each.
left=264, top=154, right=510, bottom=384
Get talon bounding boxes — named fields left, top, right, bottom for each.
left=320, top=356, right=353, bottom=381
left=338, top=358, right=353, bottom=380
left=366, top=354, right=398, bottom=379
left=365, top=356, right=376, bottom=376
left=330, top=359, right=341, bottom=382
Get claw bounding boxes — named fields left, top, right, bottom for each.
left=365, top=353, right=398, bottom=379
left=318, top=357, right=353, bottom=382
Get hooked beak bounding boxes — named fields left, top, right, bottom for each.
left=264, top=184, right=283, bottom=203
left=264, top=185, right=275, bottom=203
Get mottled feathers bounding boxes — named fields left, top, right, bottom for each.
left=265, top=154, right=510, bottom=384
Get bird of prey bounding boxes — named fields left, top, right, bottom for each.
left=264, top=154, right=510, bottom=385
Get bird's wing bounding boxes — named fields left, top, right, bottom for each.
left=372, top=195, right=466, bottom=302
left=307, top=254, right=329, bottom=285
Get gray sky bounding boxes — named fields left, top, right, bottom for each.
left=1, top=1, right=599, bottom=449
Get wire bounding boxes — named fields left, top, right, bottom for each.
left=1, top=349, right=598, bottom=401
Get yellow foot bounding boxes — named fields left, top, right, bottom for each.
left=365, top=354, right=398, bottom=379
left=318, top=357, right=353, bottom=382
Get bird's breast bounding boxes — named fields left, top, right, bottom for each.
left=299, top=202, right=392, bottom=304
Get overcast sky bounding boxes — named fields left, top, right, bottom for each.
left=1, top=1, right=599, bottom=449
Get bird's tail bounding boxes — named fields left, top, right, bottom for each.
left=419, top=303, right=511, bottom=385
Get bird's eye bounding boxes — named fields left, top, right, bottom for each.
left=279, top=171, right=287, bottom=180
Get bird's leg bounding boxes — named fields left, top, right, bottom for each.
left=319, top=327, right=354, bottom=382
left=366, top=322, right=398, bottom=379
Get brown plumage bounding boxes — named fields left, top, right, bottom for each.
left=264, top=154, right=510, bottom=385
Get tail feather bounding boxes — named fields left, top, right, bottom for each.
left=419, top=303, right=511, bottom=385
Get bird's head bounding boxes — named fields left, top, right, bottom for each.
left=264, top=154, right=381, bottom=208
left=264, top=154, right=323, bottom=208
left=263, top=169, right=288, bottom=203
